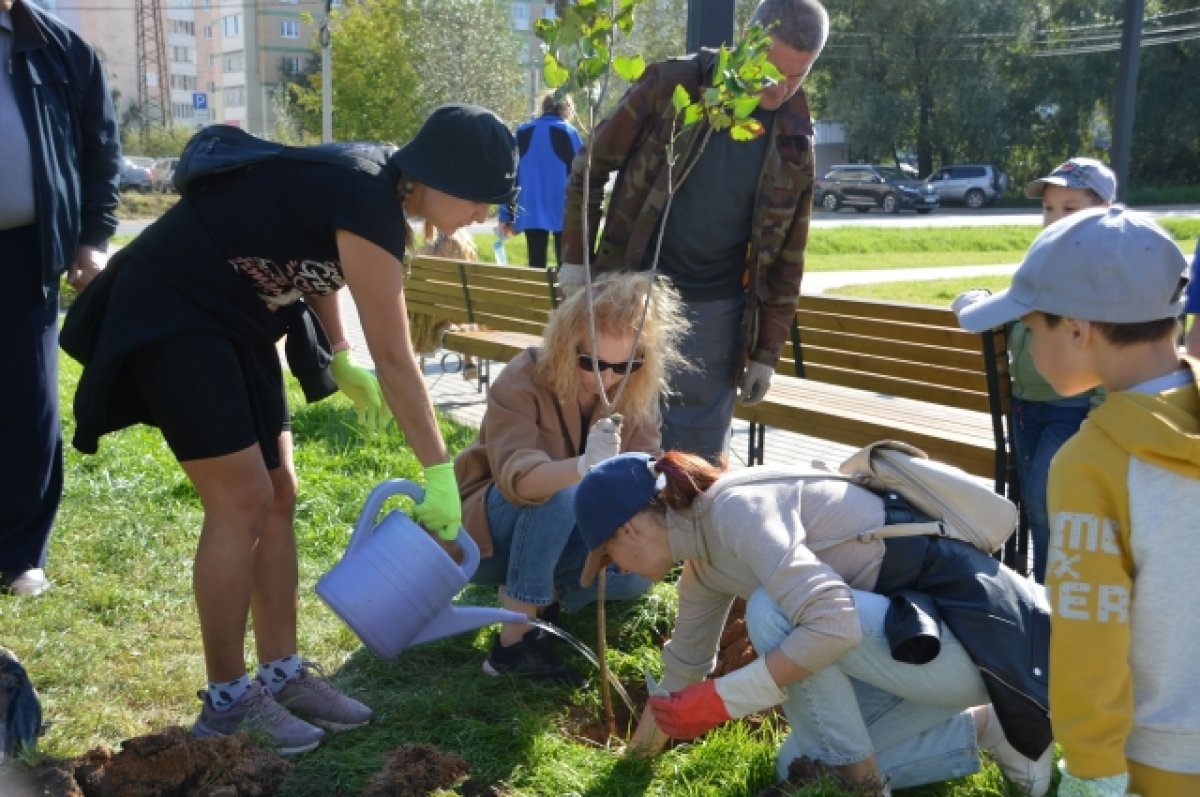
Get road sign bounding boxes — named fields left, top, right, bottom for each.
left=192, top=92, right=208, bottom=111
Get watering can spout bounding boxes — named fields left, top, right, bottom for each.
left=410, top=606, right=531, bottom=646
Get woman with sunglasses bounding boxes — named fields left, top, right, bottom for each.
left=454, top=272, right=689, bottom=684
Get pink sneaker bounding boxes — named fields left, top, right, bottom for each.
left=273, top=661, right=373, bottom=731
left=192, top=681, right=324, bottom=754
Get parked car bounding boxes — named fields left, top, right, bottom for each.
left=119, top=156, right=155, bottom=192
left=925, top=163, right=1008, bottom=209
left=151, top=157, right=179, bottom=193
left=814, top=164, right=939, bottom=214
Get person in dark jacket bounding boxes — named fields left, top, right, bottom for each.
left=573, top=451, right=1054, bottom=796
left=0, top=0, right=120, bottom=597
left=498, top=92, right=582, bottom=269
left=561, top=0, right=824, bottom=462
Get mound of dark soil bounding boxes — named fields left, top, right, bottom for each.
left=362, top=743, right=471, bottom=796
left=29, top=726, right=290, bottom=797
left=757, top=756, right=889, bottom=797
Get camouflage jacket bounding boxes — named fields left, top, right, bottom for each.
left=562, top=49, right=815, bottom=371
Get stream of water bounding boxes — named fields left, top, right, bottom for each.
left=527, top=618, right=637, bottom=717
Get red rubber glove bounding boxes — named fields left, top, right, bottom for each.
left=648, top=658, right=787, bottom=740
left=647, top=680, right=731, bottom=740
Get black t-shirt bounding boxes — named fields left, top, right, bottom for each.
left=134, top=158, right=409, bottom=306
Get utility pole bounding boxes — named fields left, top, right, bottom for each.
left=134, top=0, right=171, bottom=134
left=1110, top=0, right=1144, bottom=203
left=321, top=0, right=333, bottom=143
left=686, top=0, right=735, bottom=52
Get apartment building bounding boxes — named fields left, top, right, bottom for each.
left=189, top=0, right=325, bottom=135
left=44, top=0, right=550, bottom=135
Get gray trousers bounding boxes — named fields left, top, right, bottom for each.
left=660, top=295, right=745, bottom=461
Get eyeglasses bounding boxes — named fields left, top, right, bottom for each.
left=577, top=354, right=645, bottom=375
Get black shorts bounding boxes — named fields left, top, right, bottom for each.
left=128, top=334, right=289, bottom=467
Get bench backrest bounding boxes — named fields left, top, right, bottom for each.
left=781, top=294, right=1011, bottom=417
left=404, top=256, right=558, bottom=337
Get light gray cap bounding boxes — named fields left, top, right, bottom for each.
left=957, top=205, right=1189, bottom=332
left=1023, top=157, right=1117, bottom=202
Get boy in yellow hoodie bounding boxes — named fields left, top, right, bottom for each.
left=957, top=206, right=1198, bottom=797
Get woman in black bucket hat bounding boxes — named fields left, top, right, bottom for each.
left=59, top=103, right=516, bottom=754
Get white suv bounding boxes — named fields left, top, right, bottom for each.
left=925, top=164, right=1008, bottom=209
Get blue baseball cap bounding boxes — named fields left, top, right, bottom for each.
left=576, top=452, right=662, bottom=587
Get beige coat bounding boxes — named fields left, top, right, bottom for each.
left=454, top=347, right=662, bottom=557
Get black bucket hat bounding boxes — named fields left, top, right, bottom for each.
left=390, top=103, right=518, bottom=204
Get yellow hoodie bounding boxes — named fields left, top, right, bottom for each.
left=1046, top=358, right=1200, bottom=795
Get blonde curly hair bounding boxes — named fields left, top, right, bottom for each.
left=537, top=272, right=689, bottom=428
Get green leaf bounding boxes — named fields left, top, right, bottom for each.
left=732, top=95, right=760, bottom=119
left=715, top=45, right=729, bottom=79
left=534, top=18, right=559, bottom=45
left=682, top=104, right=703, bottom=126
left=730, top=118, right=765, bottom=141
left=671, top=84, right=692, bottom=113
left=708, top=109, right=732, bottom=131
left=613, top=54, right=645, bottom=83
left=580, top=54, right=607, bottom=79
left=615, top=6, right=636, bottom=34
left=543, top=53, right=570, bottom=89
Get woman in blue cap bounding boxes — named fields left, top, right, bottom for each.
left=60, top=103, right=517, bottom=754
left=575, top=451, right=1053, bottom=795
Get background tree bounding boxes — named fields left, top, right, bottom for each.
left=291, top=0, right=524, bottom=145
left=814, top=0, right=1025, bottom=177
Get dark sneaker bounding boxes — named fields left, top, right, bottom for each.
left=274, top=661, right=373, bottom=731
left=192, top=681, right=324, bottom=754
left=482, top=629, right=586, bottom=687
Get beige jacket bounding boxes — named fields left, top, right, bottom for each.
left=454, top=347, right=661, bottom=557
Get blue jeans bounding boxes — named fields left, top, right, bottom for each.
left=745, top=588, right=988, bottom=790
left=661, top=296, right=745, bottom=461
left=1011, top=396, right=1090, bottom=582
left=472, top=484, right=651, bottom=613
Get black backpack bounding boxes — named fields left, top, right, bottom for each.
left=0, top=647, right=42, bottom=762
left=172, top=124, right=397, bottom=194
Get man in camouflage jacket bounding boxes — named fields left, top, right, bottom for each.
left=561, top=0, right=826, bottom=460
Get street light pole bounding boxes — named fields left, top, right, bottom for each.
left=1110, top=0, right=1143, bottom=203
left=321, top=0, right=333, bottom=143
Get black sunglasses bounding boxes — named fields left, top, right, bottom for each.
left=577, top=354, right=645, bottom=375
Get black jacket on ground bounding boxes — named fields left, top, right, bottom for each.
left=876, top=535, right=1052, bottom=761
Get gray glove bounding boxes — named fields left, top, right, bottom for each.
left=951, top=288, right=992, bottom=316
left=577, top=414, right=623, bottom=476
left=558, top=263, right=586, bottom=297
left=739, top=362, right=774, bottom=406
left=1057, top=767, right=1136, bottom=797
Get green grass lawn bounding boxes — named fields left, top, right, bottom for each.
left=481, top=218, right=1199, bottom=272
left=0, top=355, right=1036, bottom=796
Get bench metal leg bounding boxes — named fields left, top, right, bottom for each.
left=477, top=359, right=491, bottom=393
left=746, top=421, right=766, bottom=466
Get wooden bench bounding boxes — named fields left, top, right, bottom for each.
left=403, top=255, right=555, bottom=387
left=404, top=259, right=1026, bottom=568
left=734, top=294, right=1024, bottom=567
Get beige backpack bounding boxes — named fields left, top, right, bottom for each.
left=821, top=440, right=1018, bottom=554
left=717, top=440, right=1018, bottom=555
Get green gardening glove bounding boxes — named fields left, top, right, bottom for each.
left=412, top=462, right=463, bottom=540
left=330, top=349, right=393, bottom=432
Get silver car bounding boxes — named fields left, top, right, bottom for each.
left=925, top=164, right=1008, bottom=209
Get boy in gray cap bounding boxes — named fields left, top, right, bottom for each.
left=1023, top=156, right=1117, bottom=227
left=958, top=206, right=1198, bottom=797
left=953, top=156, right=1116, bottom=583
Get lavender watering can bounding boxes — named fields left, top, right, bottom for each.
left=316, top=479, right=527, bottom=661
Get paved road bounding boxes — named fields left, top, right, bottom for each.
left=116, top=204, right=1200, bottom=239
